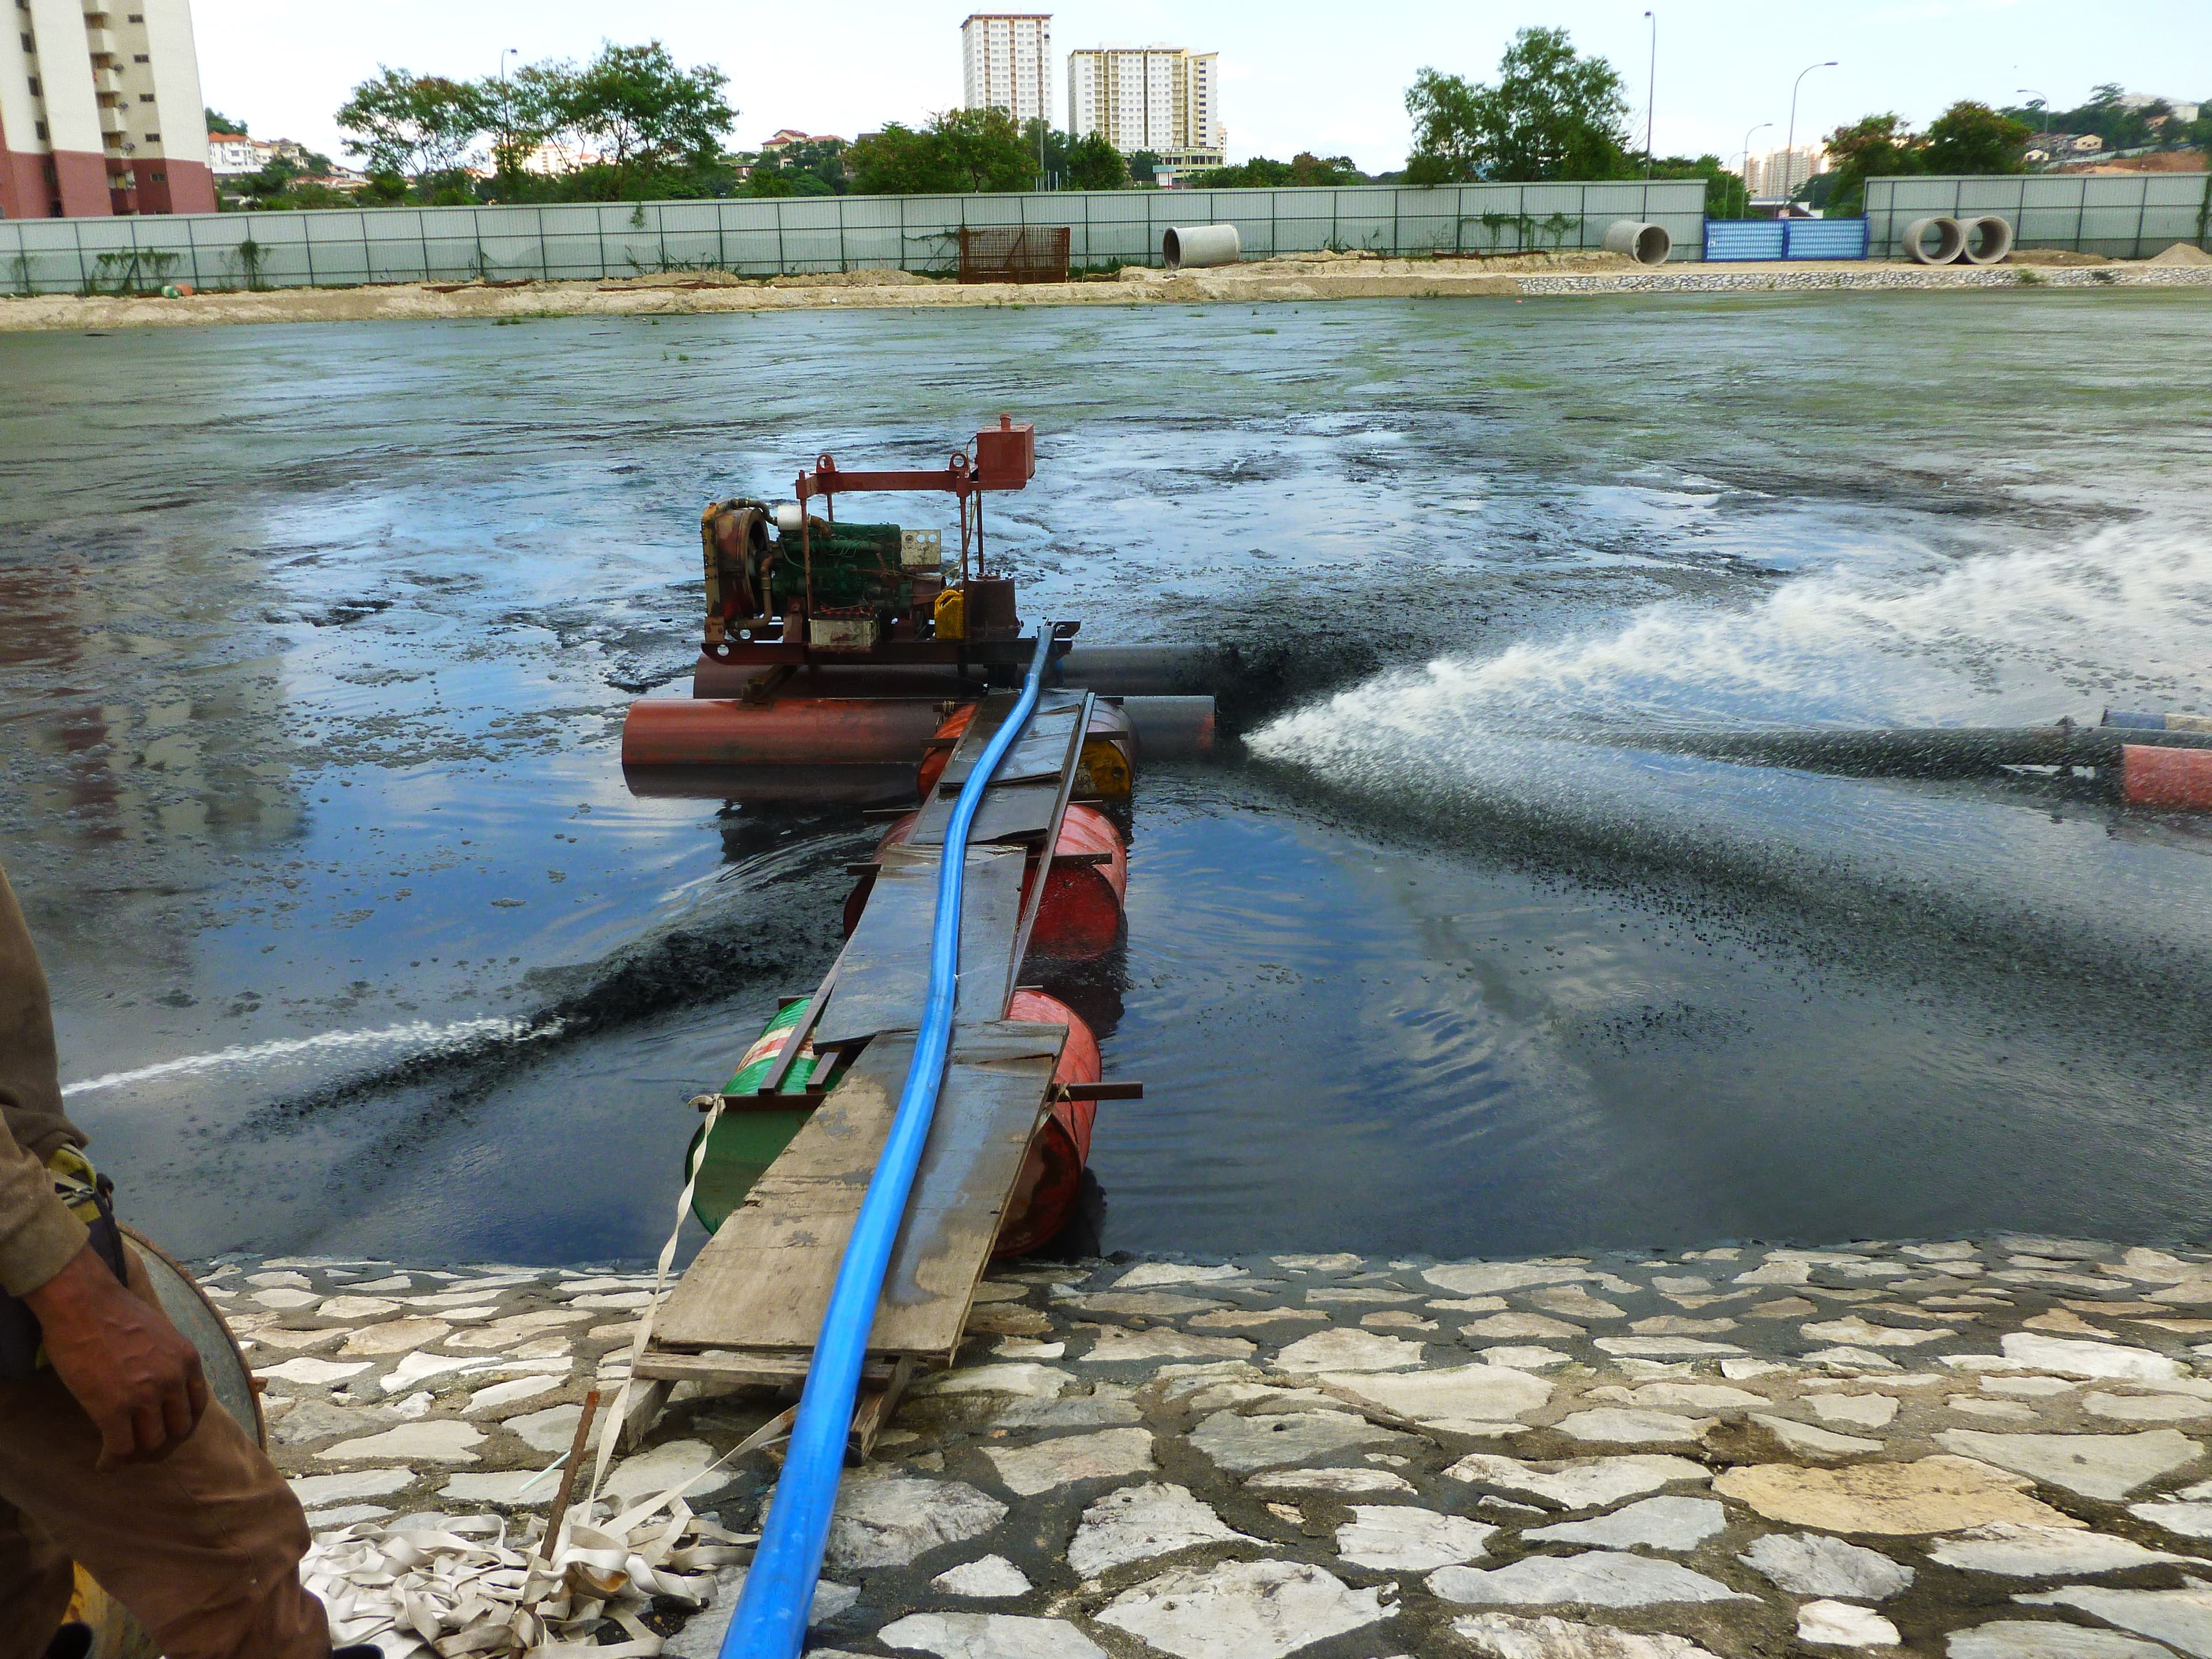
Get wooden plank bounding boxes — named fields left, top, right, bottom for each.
left=811, top=846, right=1025, bottom=1048
left=632, top=1349, right=900, bottom=1388
left=1004, top=691, right=1091, bottom=986
left=654, top=1021, right=1066, bottom=1362
left=938, top=708, right=1081, bottom=790
left=908, top=690, right=1086, bottom=848
left=849, top=1355, right=915, bottom=1463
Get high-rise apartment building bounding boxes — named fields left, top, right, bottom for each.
left=0, top=0, right=214, bottom=218
left=1745, top=145, right=1825, bottom=203
left=1066, top=44, right=1222, bottom=173
left=962, top=13, right=1052, bottom=130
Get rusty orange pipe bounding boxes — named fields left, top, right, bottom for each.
left=622, top=697, right=950, bottom=768
left=2123, top=744, right=2212, bottom=811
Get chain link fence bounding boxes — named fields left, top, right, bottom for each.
left=1865, top=173, right=2211, bottom=261
left=0, top=180, right=1708, bottom=296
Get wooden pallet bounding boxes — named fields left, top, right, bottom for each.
left=635, top=684, right=1090, bottom=1456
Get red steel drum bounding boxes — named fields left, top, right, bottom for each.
left=994, top=989, right=1101, bottom=1257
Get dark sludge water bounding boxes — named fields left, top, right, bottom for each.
left=2, top=291, right=2209, bottom=1266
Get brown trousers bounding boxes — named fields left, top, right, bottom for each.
left=0, top=1253, right=331, bottom=1659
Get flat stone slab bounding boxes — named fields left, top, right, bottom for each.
left=1275, top=1328, right=1425, bottom=1372
left=1097, top=1559, right=1388, bottom=1659
left=1189, top=1408, right=1406, bottom=1473
left=1927, top=1523, right=2190, bottom=1577
left=1335, top=1504, right=1497, bottom=1570
left=2000, top=1334, right=2187, bottom=1380
left=1446, top=1454, right=1711, bottom=1510
left=1934, top=1428, right=2202, bottom=1500
left=1430, top=1551, right=1757, bottom=1608
left=929, top=1556, right=1033, bottom=1599
left=1319, top=1362, right=1553, bottom=1430
left=2017, top=1586, right=2212, bottom=1659
left=1714, top=1456, right=2081, bottom=1535
left=1452, top=1613, right=1724, bottom=1659
left=1798, top=1599, right=1902, bottom=1646
left=879, top=1612, right=1109, bottom=1659
left=983, top=1426, right=1155, bottom=1497
left=826, top=1476, right=1007, bottom=1570
left=1524, top=1497, right=1725, bottom=1552
left=1738, top=1532, right=1915, bottom=1600
left=1949, top=1623, right=2182, bottom=1659
left=1247, top=1466, right=1414, bottom=1496
left=1067, top=1482, right=1245, bottom=1577
left=1555, top=1409, right=1714, bottom=1447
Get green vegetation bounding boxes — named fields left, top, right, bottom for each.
left=1998, top=85, right=2212, bottom=154
left=1404, top=28, right=1631, bottom=184
left=743, top=136, right=850, bottom=198
left=850, top=108, right=1032, bottom=194
left=1818, top=102, right=2030, bottom=217
left=204, top=107, right=245, bottom=136
left=334, top=41, right=737, bottom=204
left=1188, top=153, right=1365, bottom=187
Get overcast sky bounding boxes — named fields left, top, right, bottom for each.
left=196, top=0, right=2209, bottom=172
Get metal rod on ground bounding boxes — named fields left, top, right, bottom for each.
left=541, top=1388, right=602, bottom=1562
left=719, top=625, right=1059, bottom=1659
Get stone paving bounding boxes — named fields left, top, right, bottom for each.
left=212, top=1236, right=2212, bottom=1658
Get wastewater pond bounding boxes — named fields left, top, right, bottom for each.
left=2, top=290, right=2209, bottom=1265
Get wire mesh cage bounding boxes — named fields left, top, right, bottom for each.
left=956, top=225, right=1071, bottom=284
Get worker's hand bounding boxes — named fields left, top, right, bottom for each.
left=22, top=1242, right=208, bottom=1468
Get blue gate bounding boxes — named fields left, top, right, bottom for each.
left=1702, top=217, right=1869, bottom=262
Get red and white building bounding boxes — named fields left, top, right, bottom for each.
left=1, top=0, right=214, bottom=218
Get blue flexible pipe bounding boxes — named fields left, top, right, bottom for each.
left=720, top=627, right=1057, bottom=1659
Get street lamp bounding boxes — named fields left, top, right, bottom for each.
left=1738, top=121, right=1771, bottom=208
left=497, top=47, right=520, bottom=183
left=1642, top=12, right=1657, bottom=179
left=1784, top=60, right=1838, bottom=206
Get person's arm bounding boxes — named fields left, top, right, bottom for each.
left=0, top=869, right=206, bottom=1464
left=23, top=1234, right=209, bottom=1467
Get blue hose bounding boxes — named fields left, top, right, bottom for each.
left=719, top=628, right=1057, bottom=1659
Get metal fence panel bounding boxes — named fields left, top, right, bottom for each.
left=1866, top=172, right=2210, bottom=259
left=0, top=180, right=1710, bottom=294
left=1706, top=220, right=1786, bottom=260
left=1783, top=218, right=1868, bottom=258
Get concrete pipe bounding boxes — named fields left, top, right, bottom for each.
left=1961, top=214, right=2015, bottom=265
left=1603, top=220, right=1672, bottom=266
left=1162, top=224, right=1241, bottom=270
left=1905, top=215, right=1966, bottom=265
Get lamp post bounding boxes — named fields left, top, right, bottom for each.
left=497, top=47, right=520, bottom=186
left=2017, top=88, right=2048, bottom=159
left=1784, top=60, right=1838, bottom=206
left=1738, top=121, right=1771, bottom=211
left=1642, top=11, right=1657, bottom=179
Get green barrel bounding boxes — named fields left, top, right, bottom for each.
left=687, top=999, right=823, bottom=1233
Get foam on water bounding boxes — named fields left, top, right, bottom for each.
left=62, top=1016, right=565, bottom=1099
left=1252, top=525, right=2212, bottom=745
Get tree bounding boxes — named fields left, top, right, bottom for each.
left=1647, top=153, right=1745, bottom=218
left=1404, top=28, right=1631, bottom=184
left=205, top=107, right=245, bottom=136
left=336, top=69, right=487, bottom=183
left=1021, top=118, right=1072, bottom=187
left=745, top=135, right=850, bottom=196
left=1819, top=112, right=1920, bottom=217
left=1127, top=150, right=1160, bottom=185
left=1189, top=152, right=1364, bottom=188
left=1922, top=101, right=2029, bottom=174
left=540, top=43, right=734, bottom=183
left=850, top=108, right=1032, bottom=194
left=1066, top=131, right=1129, bottom=190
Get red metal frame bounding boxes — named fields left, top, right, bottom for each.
left=786, top=418, right=1036, bottom=627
